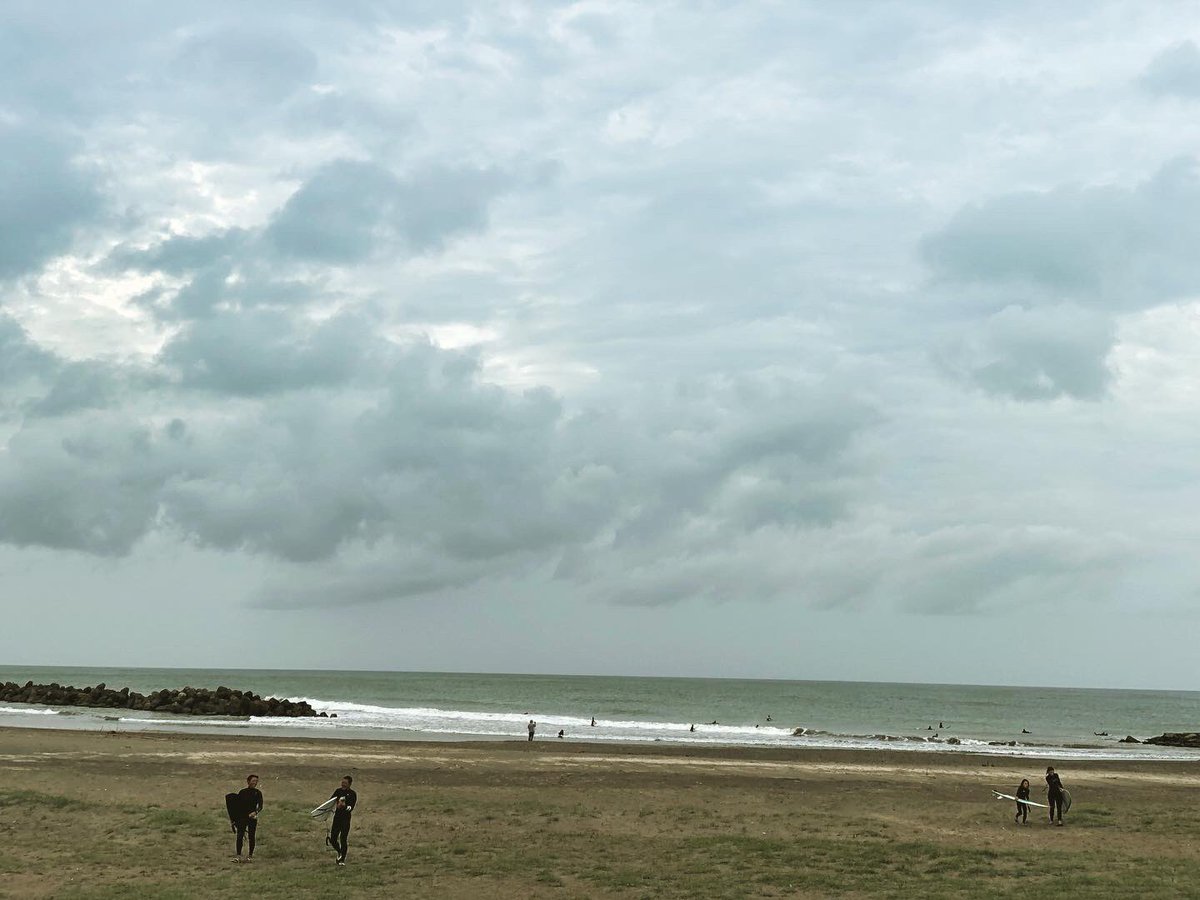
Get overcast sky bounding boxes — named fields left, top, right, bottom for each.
left=2, top=1, right=1200, bottom=689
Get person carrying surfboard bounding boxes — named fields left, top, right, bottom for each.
left=1045, top=766, right=1066, bottom=826
left=231, top=774, right=263, bottom=862
left=1014, top=779, right=1031, bottom=825
left=326, top=775, right=357, bottom=865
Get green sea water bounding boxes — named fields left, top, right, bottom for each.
left=1, top=665, right=1197, bottom=759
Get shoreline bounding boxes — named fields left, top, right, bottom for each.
left=2, top=707, right=1198, bottom=762
left=2, top=723, right=1199, bottom=773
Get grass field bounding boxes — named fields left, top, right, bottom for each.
left=1, top=728, right=1198, bottom=898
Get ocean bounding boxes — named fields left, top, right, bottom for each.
left=1, top=666, right=1197, bottom=760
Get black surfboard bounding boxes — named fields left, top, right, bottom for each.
left=225, top=792, right=242, bottom=825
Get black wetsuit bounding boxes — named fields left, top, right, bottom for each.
left=235, top=787, right=263, bottom=857
left=1015, top=785, right=1030, bottom=823
left=1046, top=772, right=1065, bottom=822
left=329, top=787, right=357, bottom=862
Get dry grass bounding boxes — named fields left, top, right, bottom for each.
left=1, top=728, right=1198, bottom=899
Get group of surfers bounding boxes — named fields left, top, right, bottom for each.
left=227, top=774, right=358, bottom=865
left=1012, top=766, right=1069, bottom=826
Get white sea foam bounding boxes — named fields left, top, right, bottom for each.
left=0, top=706, right=59, bottom=716
left=206, top=697, right=1194, bottom=761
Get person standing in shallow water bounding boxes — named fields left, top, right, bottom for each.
left=527, top=719, right=536, bottom=741
left=1045, top=766, right=1066, bottom=826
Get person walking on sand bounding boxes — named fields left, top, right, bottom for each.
left=325, top=775, right=357, bottom=865
left=527, top=719, right=537, bottom=741
left=232, top=774, right=263, bottom=862
left=1014, top=779, right=1031, bottom=825
left=1045, top=766, right=1066, bottom=826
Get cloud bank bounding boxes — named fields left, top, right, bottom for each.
left=3, top=0, right=1200, bottom=635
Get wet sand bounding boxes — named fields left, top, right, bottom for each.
left=2, top=726, right=1199, bottom=898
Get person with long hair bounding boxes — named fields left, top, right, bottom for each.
left=1014, top=778, right=1031, bottom=825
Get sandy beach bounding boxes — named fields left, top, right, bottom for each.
left=2, top=726, right=1199, bottom=898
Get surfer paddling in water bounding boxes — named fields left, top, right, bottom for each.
left=232, top=774, right=263, bottom=862
left=1014, top=779, right=1031, bottom=825
left=326, top=775, right=357, bottom=865
left=1045, top=766, right=1066, bottom=826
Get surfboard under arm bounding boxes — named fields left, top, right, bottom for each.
left=309, top=796, right=338, bottom=818
left=992, top=790, right=1049, bottom=808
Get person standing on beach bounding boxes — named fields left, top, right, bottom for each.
left=527, top=719, right=537, bottom=741
left=1045, top=766, right=1066, bottom=826
left=326, top=775, right=357, bottom=865
left=1014, top=779, right=1031, bottom=825
left=233, top=774, right=263, bottom=862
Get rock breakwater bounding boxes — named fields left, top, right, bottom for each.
left=0, top=681, right=324, bottom=717
left=1143, top=732, right=1200, bottom=748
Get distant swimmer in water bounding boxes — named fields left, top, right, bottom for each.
left=591, top=717, right=596, bottom=727
left=766, top=715, right=772, bottom=722
left=689, top=724, right=695, bottom=732
left=939, top=722, right=944, bottom=729
left=557, top=729, right=564, bottom=739
left=1022, top=728, right=1031, bottom=734
left=926, top=725, right=932, bottom=730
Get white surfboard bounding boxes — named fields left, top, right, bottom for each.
left=310, top=796, right=338, bottom=818
left=992, top=790, right=1048, bottom=808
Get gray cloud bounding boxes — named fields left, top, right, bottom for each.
left=159, top=310, right=372, bottom=395
left=265, top=160, right=508, bottom=263
left=921, top=158, right=1200, bottom=311
left=0, top=412, right=171, bottom=555
left=921, top=159, right=1200, bottom=401
left=1140, top=40, right=1200, bottom=98
left=934, top=304, right=1115, bottom=401
left=5, top=0, right=1200, bottom=683
left=109, top=230, right=249, bottom=277
left=0, top=125, right=103, bottom=280
left=0, top=315, right=57, bottom=387
left=171, top=27, right=319, bottom=104
left=801, top=523, right=1134, bottom=615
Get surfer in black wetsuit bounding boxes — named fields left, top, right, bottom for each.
left=326, top=775, right=357, bottom=865
left=1045, top=766, right=1065, bottom=825
left=233, top=774, right=263, bottom=861
left=1014, top=779, right=1031, bottom=825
